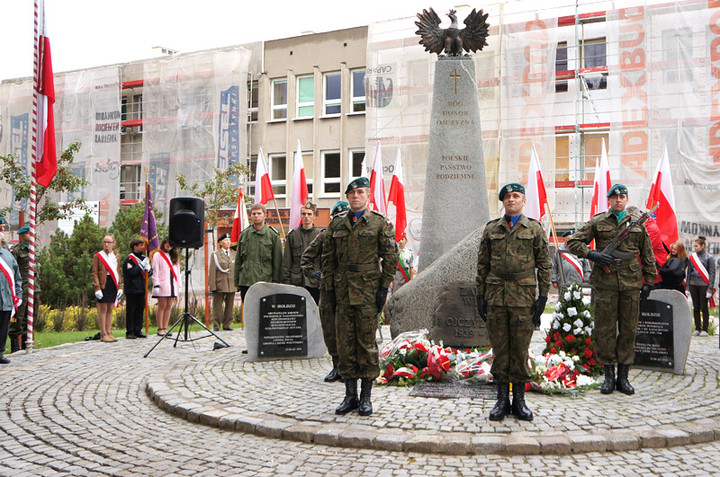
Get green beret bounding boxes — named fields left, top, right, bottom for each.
left=498, top=183, right=525, bottom=201
left=331, top=201, right=349, bottom=216
left=607, top=183, right=628, bottom=198
left=17, top=225, right=30, bottom=234
left=345, top=177, right=370, bottom=194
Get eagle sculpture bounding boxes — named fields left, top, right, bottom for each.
left=415, top=8, right=490, bottom=56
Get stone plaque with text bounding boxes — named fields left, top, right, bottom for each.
left=429, top=281, right=490, bottom=348
left=258, top=293, right=307, bottom=358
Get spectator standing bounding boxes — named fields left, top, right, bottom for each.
left=92, top=234, right=123, bottom=343
left=658, top=241, right=687, bottom=293
left=234, top=204, right=282, bottom=301
left=0, top=245, right=22, bottom=363
left=152, top=237, right=180, bottom=337
left=686, top=235, right=715, bottom=336
left=282, top=203, right=321, bottom=304
left=123, top=238, right=151, bottom=339
left=391, top=235, right=417, bottom=293
left=10, top=225, right=36, bottom=352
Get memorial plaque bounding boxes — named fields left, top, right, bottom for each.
left=258, top=293, right=307, bottom=358
left=429, top=281, right=490, bottom=348
left=634, top=299, right=674, bottom=369
left=410, top=374, right=496, bottom=399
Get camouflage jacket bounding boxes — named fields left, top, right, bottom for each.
left=234, top=224, right=282, bottom=287
left=11, top=241, right=30, bottom=292
left=566, top=210, right=656, bottom=291
left=300, top=229, right=326, bottom=290
left=322, top=209, right=398, bottom=306
left=282, top=225, right=321, bottom=287
left=476, top=215, right=552, bottom=307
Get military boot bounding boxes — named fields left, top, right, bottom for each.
left=488, top=382, right=511, bottom=421
left=600, top=365, right=615, bottom=394
left=324, top=356, right=342, bottom=382
left=335, top=379, right=359, bottom=414
left=10, top=336, right=20, bottom=354
left=511, top=384, right=533, bottom=421
left=616, top=364, right=635, bottom=395
left=358, top=379, right=373, bottom=416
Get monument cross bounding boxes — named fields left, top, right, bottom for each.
left=449, top=69, right=461, bottom=95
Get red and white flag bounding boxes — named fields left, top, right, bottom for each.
left=387, top=146, right=406, bottom=241
left=34, top=0, right=57, bottom=188
left=646, top=145, right=678, bottom=244
left=590, top=138, right=611, bottom=218
left=254, top=148, right=274, bottom=205
left=524, top=145, right=547, bottom=221
left=369, top=144, right=387, bottom=214
left=230, top=188, right=249, bottom=246
left=289, top=140, right=309, bottom=230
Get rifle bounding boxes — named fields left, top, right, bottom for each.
left=600, top=203, right=659, bottom=274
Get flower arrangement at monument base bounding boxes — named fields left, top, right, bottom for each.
left=527, top=350, right=599, bottom=394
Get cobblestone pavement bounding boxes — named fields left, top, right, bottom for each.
left=1, top=324, right=720, bottom=476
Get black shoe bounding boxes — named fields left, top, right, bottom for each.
left=358, top=379, right=373, bottom=416
left=616, top=364, right=635, bottom=395
left=165, top=332, right=172, bottom=337
left=335, top=379, right=359, bottom=415
left=601, top=365, right=615, bottom=394
left=489, top=383, right=511, bottom=421
left=213, top=327, right=220, bottom=332
left=126, top=333, right=137, bottom=340
left=324, top=357, right=342, bottom=382
left=10, top=338, right=20, bottom=354
left=241, top=349, right=248, bottom=354
left=135, top=331, right=147, bottom=338
left=511, top=383, right=533, bottom=421
left=0, top=355, right=9, bottom=364
left=223, top=327, right=233, bottom=331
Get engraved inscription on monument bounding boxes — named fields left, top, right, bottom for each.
left=258, top=293, right=308, bottom=358
left=429, top=282, right=490, bottom=348
left=634, top=299, right=674, bottom=369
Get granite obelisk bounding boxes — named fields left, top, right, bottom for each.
left=419, top=56, right=489, bottom=269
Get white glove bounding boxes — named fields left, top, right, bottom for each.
left=685, top=290, right=691, bottom=298
left=95, top=290, right=104, bottom=300
left=141, top=257, right=151, bottom=270
left=116, top=289, right=123, bottom=300
left=706, top=291, right=713, bottom=299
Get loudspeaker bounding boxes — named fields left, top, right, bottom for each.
left=169, top=197, right=205, bottom=249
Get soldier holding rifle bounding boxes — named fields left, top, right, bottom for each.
left=567, top=184, right=656, bottom=396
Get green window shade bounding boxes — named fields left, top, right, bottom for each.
left=299, top=77, right=314, bottom=103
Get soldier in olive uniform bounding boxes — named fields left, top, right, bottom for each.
left=323, top=178, right=398, bottom=416
left=301, top=200, right=350, bottom=383
left=283, top=202, right=321, bottom=304
left=476, top=183, right=551, bottom=422
left=567, top=184, right=655, bottom=395
left=234, top=204, right=282, bottom=301
left=209, top=233, right=236, bottom=331
left=10, top=225, right=32, bottom=352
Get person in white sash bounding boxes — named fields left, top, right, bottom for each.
left=686, top=235, right=715, bottom=336
left=152, top=237, right=180, bottom=337
left=92, top=234, right=123, bottom=343
left=552, top=230, right=591, bottom=290
left=0, top=246, right=22, bottom=363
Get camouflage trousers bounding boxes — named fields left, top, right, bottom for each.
left=9, top=296, right=29, bottom=344
left=593, top=287, right=640, bottom=365
left=335, top=303, right=380, bottom=380
left=319, top=288, right=337, bottom=358
left=487, top=305, right=534, bottom=383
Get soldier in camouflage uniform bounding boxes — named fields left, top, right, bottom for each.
left=323, top=178, right=398, bottom=416
left=282, top=202, right=321, bottom=304
left=10, top=225, right=33, bottom=352
left=234, top=204, right=282, bottom=301
left=301, top=200, right=350, bottom=383
left=567, top=184, right=655, bottom=395
left=476, top=183, right=551, bottom=422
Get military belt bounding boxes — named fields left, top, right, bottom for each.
left=490, top=268, right=535, bottom=281
left=338, top=263, right=379, bottom=272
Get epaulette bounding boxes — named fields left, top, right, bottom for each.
left=527, top=217, right=542, bottom=224
left=370, top=209, right=389, bottom=219
left=487, top=217, right=503, bottom=225
left=268, top=226, right=280, bottom=235
left=591, top=211, right=607, bottom=219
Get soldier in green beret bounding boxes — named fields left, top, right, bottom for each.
left=301, top=200, right=350, bottom=383
left=322, top=178, right=398, bottom=416
left=567, top=184, right=655, bottom=395
left=234, top=203, right=282, bottom=301
left=476, top=183, right=551, bottom=421
left=10, top=225, right=33, bottom=352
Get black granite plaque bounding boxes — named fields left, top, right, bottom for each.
left=409, top=374, right=496, bottom=399
left=429, top=282, right=490, bottom=348
left=634, top=299, right=674, bottom=369
left=258, top=293, right=307, bottom=358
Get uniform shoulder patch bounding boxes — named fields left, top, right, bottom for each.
left=370, top=209, right=388, bottom=220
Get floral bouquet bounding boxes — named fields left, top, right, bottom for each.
left=377, top=329, right=451, bottom=385
left=452, top=348, right=494, bottom=382
left=528, top=350, right=599, bottom=393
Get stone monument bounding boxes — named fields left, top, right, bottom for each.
left=243, top=282, right=326, bottom=362
left=415, top=8, right=491, bottom=269
left=429, top=281, right=490, bottom=348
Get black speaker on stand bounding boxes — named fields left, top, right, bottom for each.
left=144, top=197, right=229, bottom=357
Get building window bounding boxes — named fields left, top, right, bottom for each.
left=296, top=75, right=314, bottom=118
left=350, top=150, right=366, bottom=179
left=581, top=38, right=607, bottom=90
left=271, top=79, right=287, bottom=120
left=323, top=72, right=341, bottom=116
left=300, top=151, right=314, bottom=194
left=350, top=69, right=366, bottom=113
left=555, top=41, right=568, bottom=93
left=321, top=151, right=341, bottom=196
left=120, top=165, right=141, bottom=200
left=121, top=97, right=128, bottom=121
left=555, top=136, right=570, bottom=182
left=583, top=133, right=609, bottom=181
left=248, top=81, right=258, bottom=122
left=269, top=153, right=287, bottom=198
left=248, top=155, right=257, bottom=197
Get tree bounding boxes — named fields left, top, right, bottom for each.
left=37, top=215, right=106, bottom=308
left=0, top=142, right=89, bottom=227
left=108, top=201, right=167, bottom=256
left=176, top=161, right=251, bottom=229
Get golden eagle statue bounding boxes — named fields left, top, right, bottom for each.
left=415, top=8, right=490, bottom=56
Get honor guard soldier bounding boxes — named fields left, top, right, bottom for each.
left=567, top=184, right=655, bottom=395
left=10, top=225, right=33, bottom=352
left=209, top=233, right=236, bottom=331
left=476, top=183, right=551, bottom=421
left=323, top=178, right=398, bottom=416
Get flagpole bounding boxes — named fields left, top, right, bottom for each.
left=544, top=202, right=566, bottom=290
left=270, top=197, right=286, bottom=241
left=143, top=182, right=150, bottom=336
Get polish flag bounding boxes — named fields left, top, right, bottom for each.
left=254, top=148, right=274, bottom=205
left=369, top=144, right=387, bottom=214
left=589, top=138, right=611, bottom=218
left=524, top=145, right=547, bottom=221
left=646, top=146, right=678, bottom=244
left=387, top=146, right=406, bottom=241
left=34, top=0, right=57, bottom=188
left=289, top=140, right=309, bottom=230
left=230, top=188, right=249, bottom=246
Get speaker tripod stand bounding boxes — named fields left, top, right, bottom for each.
left=144, top=249, right=229, bottom=358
